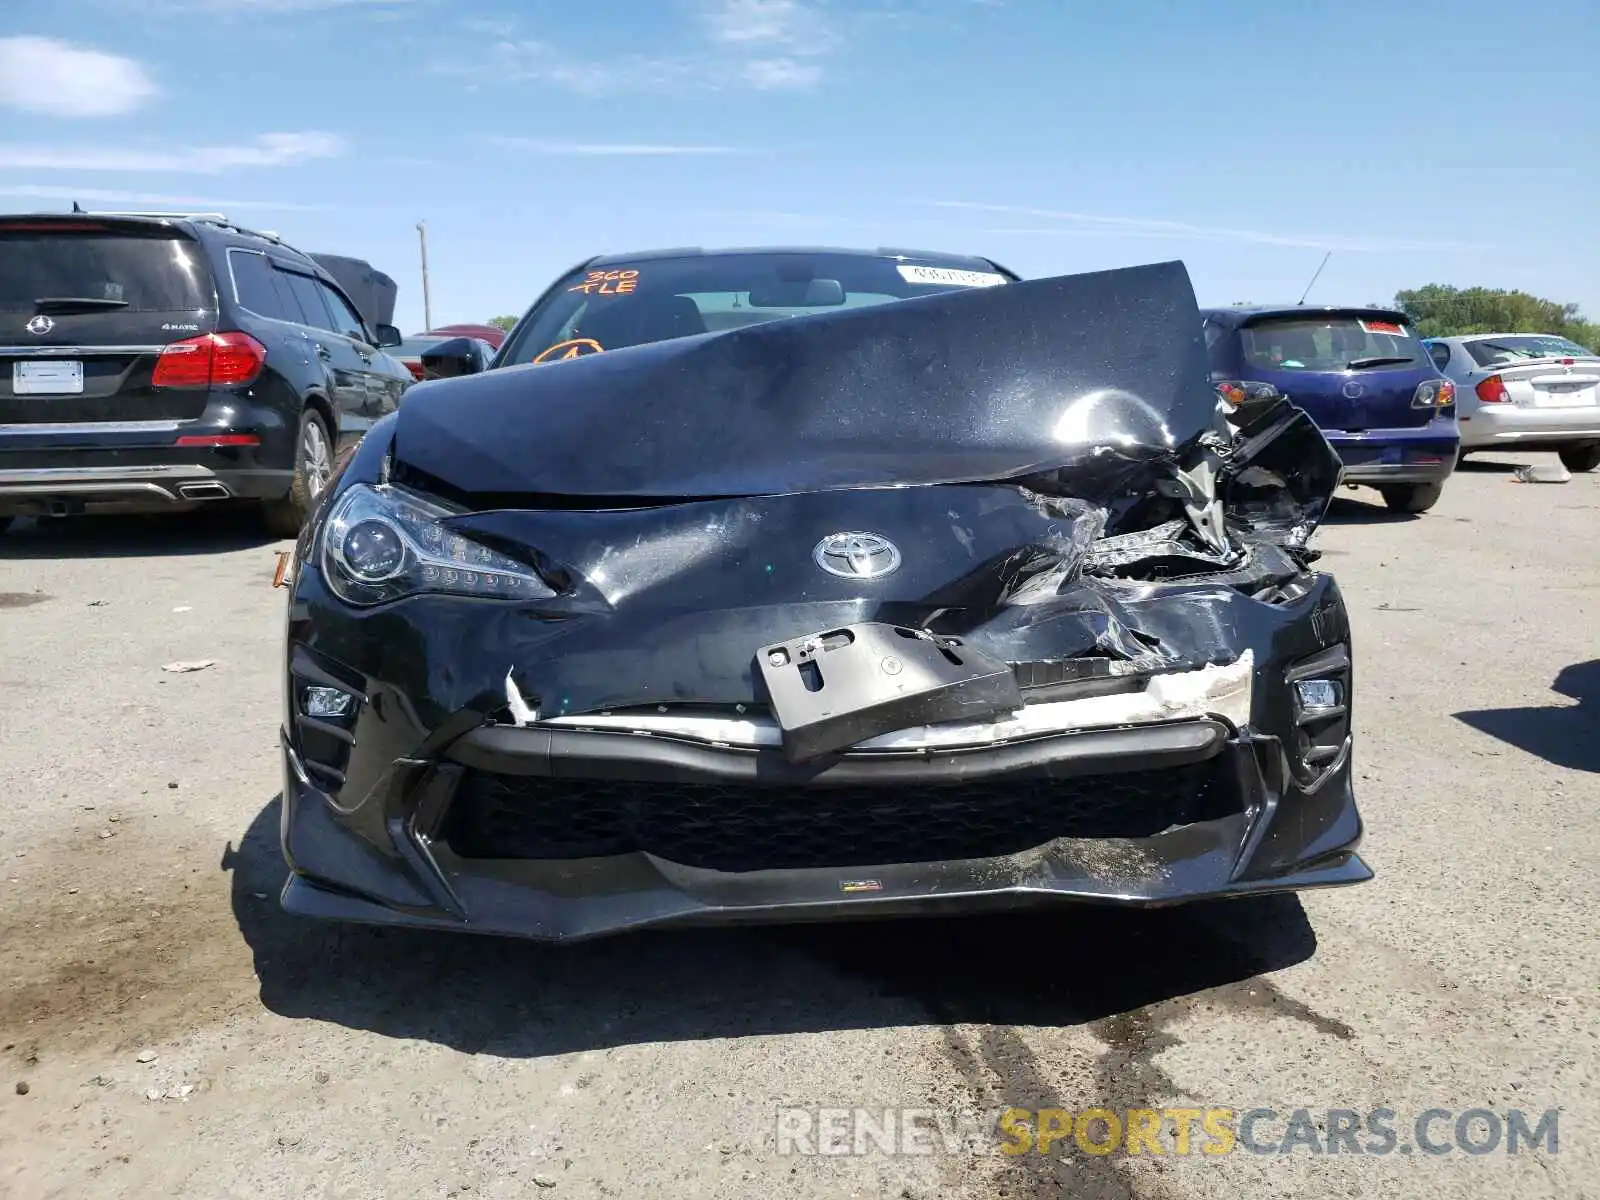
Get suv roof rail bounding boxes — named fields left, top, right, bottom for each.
left=79, top=209, right=231, bottom=221
left=75, top=209, right=288, bottom=246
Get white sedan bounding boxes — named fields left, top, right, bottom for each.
left=1426, top=333, right=1600, bottom=471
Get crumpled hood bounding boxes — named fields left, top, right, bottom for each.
left=391, top=259, right=1217, bottom=501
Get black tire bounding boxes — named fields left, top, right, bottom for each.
left=1379, top=482, right=1443, bottom=514
left=263, top=409, right=334, bottom=537
left=1557, top=444, right=1600, bottom=473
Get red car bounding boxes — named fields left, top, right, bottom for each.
left=393, top=324, right=506, bottom=380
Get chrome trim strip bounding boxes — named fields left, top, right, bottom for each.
left=0, top=419, right=184, bottom=435
left=0, top=482, right=178, bottom=500
left=0, top=345, right=164, bottom=355
left=0, top=464, right=217, bottom=484
left=538, top=654, right=1256, bottom=751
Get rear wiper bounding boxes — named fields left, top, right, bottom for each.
left=34, top=296, right=130, bottom=314
left=1346, top=355, right=1414, bottom=370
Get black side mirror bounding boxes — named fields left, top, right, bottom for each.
left=374, top=323, right=403, bottom=348
left=420, top=336, right=489, bottom=379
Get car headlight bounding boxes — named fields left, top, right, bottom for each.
left=320, top=482, right=555, bottom=606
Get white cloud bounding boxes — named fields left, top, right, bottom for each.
left=112, top=0, right=421, bottom=10
left=488, top=138, right=741, bottom=156
left=929, top=201, right=1484, bottom=253
left=739, top=57, right=823, bottom=89
left=438, top=1, right=840, bottom=95
left=0, top=37, right=157, bottom=118
left=0, top=185, right=326, bottom=211
left=463, top=42, right=694, bottom=96
left=701, top=0, right=835, bottom=50
left=0, top=131, right=345, bottom=173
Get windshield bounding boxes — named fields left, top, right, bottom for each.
left=1241, top=315, right=1422, bottom=372
left=1464, top=334, right=1597, bottom=366
left=499, top=252, right=1008, bottom=366
left=0, top=229, right=212, bottom=313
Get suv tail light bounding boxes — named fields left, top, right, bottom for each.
left=1412, top=379, right=1456, bottom=409
left=1475, top=375, right=1510, bottom=404
left=152, top=332, right=267, bottom=389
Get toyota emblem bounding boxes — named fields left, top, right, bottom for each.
left=25, top=315, right=54, bottom=336
left=813, top=532, right=902, bottom=580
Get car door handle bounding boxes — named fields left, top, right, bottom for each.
left=315, top=343, right=333, bottom=361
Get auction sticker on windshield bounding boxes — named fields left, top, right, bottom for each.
left=897, top=265, right=1007, bottom=288
left=533, top=338, right=604, bottom=363
left=569, top=269, right=640, bottom=296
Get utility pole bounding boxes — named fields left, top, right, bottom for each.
left=416, top=220, right=433, bottom=331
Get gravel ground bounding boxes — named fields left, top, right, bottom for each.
left=1, top=452, right=1596, bottom=1200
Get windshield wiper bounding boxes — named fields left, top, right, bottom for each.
left=34, top=296, right=130, bottom=314
left=1346, top=355, right=1413, bottom=370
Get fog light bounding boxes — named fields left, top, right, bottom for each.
left=304, top=686, right=355, bottom=718
left=1295, top=679, right=1339, bottom=712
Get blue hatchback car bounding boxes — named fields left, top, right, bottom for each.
left=1200, top=305, right=1459, bottom=512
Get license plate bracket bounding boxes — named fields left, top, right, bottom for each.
left=755, top=621, right=1023, bottom=762
left=13, top=360, right=84, bottom=395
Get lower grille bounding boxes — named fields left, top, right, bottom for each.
left=439, top=762, right=1226, bottom=872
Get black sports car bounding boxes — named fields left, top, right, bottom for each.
left=278, top=248, right=1368, bottom=941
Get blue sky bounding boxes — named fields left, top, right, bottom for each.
left=2, top=0, right=1596, bottom=334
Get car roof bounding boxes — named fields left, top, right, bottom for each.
left=583, top=244, right=1019, bottom=277
left=1427, top=331, right=1573, bottom=343
left=0, top=209, right=329, bottom=274
left=1200, top=303, right=1413, bottom=327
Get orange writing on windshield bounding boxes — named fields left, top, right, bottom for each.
left=533, top=338, right=604, bottom=363
left=569, top=269, right=639, bottom=296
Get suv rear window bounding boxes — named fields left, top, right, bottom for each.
left=1463, top=334, right=1596, bottom=366
left=0, top=229, right=212, bottom=313
left=1241, top=315, right=1422, bottom=372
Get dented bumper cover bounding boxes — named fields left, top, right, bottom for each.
left=277, top=260, right=1369, bottom=941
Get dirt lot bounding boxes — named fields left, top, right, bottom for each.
left=1, top=454, right=1596, bottom=1200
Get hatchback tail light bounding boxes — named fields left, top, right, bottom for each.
left=151, top=332, right=267, bottom=389
left=404, top=360, right=426, bottom=381
left=1475, top=375, right=1510, bottom=404
left=1412, top=379, right=1456, bottom=409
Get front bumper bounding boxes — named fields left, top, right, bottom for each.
left=279, top=597, right=1369, bottom=941
left=280, top=719, right=1368, bottom=940
left=1327, top=420, right=1458, bottom=486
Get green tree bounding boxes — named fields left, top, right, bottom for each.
left=1394, top=284, right=1600, bottom=350
left=487, top=314, right=518, bottom=332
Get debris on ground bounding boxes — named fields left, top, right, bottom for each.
left=15, top=1081, right=29, bottom=1095
left=173, top=606, right=193, bottom=613
left=87, top=600, right=108, bottom=607
left=135, top=1050, right=157, bottom=1064
left=1513, top=463, right=1571, bottom=484
left=161, top=660, right=216, bottom=674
